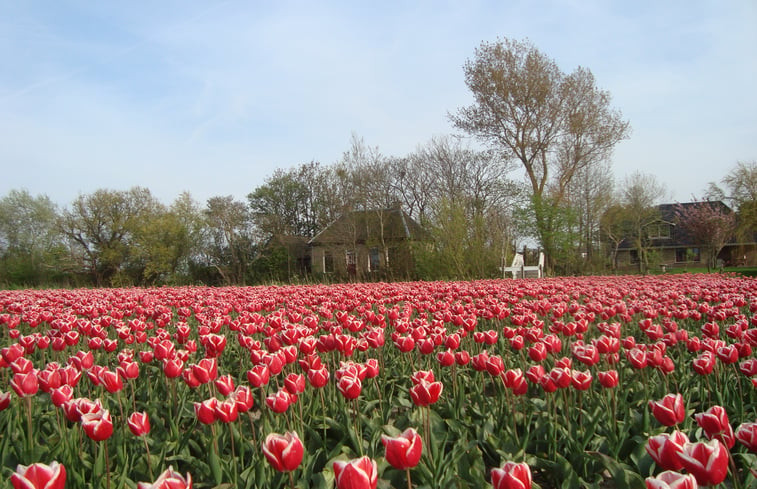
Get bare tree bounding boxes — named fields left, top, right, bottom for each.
left=410, top=136, right=523, bottom=278
left=619, top=172, right=668, bottom=273
left=451, top=38, right=630, bottom=271
left=565, top=160, right=615, bottom=271
left=204, top=196, right=253, bottom=285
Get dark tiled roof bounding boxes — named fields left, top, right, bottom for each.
left=309, top=207, right=426, bottom=246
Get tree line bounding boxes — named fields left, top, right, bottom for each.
left=1, top=38, right=753, bottom=287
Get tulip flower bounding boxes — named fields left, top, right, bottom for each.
left=137, top=466, right=192, bottom=489
left=437, top=349, right=455, bottom=367
left=646, top=431, right=689, bottom=471
left=570, top=370, right=592, bottom=391
left=191, top=357, right=217, bottom=384
left=381, top=428, right=423, bottom=470
left=232, top=385, right=254, bottom=412
left=307, top=367, right=329, bottom=388
left=471, top=351, right=490, bottom=371
left=161, top=358, right=183, bottom=379
left=193, top=398, right=218, bottom=424
left=678, top=439, right=729, bottom=486
left=486, top=356, right=505, bottom=376
left=0, top=391, right=12, bottom=411
left=527, top=342, right=547, bottom=362
left=491, top=461, right=532, bottom=489
left=526, top=365, right=546, bottom=384
left=694, top=405, right=735, bottom=448
left=10, top=461, right=66, bottom=489
left=364, top=359, right=380, bottom=378
left=214, top=398, right=239, bottom=423
left=333, top=456, right=378, bottom=489
left=37, top=368, right=62, bottom=393
left=692, top=352, right=715, bottom=376
left=649, top=393, right=685, bottom=427
left=99, top=369, right=124, bottom=394
left=627, top=348, right=648, bottom=369
left=454, top=350, right=470, bottom=366
left=548, top=367, right=571, bottom=389
left=117, top=360, right=139, bottom=380
left=266, top=389, right=292, bottom=413
left=337, top=374, right=363, bottom=400
left=11, top=357, right=34, bottom=374
left=81, top=409, right=114, bottom=442
left=284, top=373, right=306, bottom=395
left=597, top=370, right=618, bottom=389
left=736, top=422, right=757, bottom=452
left=262, top=431, right=304, bottom=472
left=128, top=411, right=151, bottom=437
left=246, top=364, right=270, bottom=387
left=409, top=380, right=442, bottom=407
left=214, top=374, right=235, bottom=396
left=410, top=370, right=435, bottom=385
left=644, top=471, right=697, bottom=489
left=11, top=371, right=39, bottom=398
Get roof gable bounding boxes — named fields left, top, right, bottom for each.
left=309, top=207, right=425, bottom=245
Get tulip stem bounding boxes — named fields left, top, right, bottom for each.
left=25, top=396, right=33, bottom=458
left=373, top=377, right=383, bottom=416
left=228, top=423, right=238, bottom=487
left=142, top=435, right=154, bottom=481
left=319, top=388, right=327, bottom=443
left=727, top=449, right=742, bottom=489
left=288, top=471, right=295, bottom=489
left=104, top=441, right=111, bottom=489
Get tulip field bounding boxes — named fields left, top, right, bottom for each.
left=1, top=274, right=757, bottom=488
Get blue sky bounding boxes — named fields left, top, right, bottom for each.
left=1, top=1, right=755, bottom=207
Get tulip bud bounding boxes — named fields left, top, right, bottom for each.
left=678, top=439, right=728, bottom=486
left=262, top=431, right=304, bottom=472
left=137, top=466, right=192, bottom=489
left=644, top=470, right=697, bottom=489
left=648, top=393, right=685, bottom=427
left=491, top=461, right=532, bottom=489
left=381, top=428, right=422, bottom=470
left=333, top=456, right=378, bottom=489
left=81, top=409, right=114, bottom=442
left=128, top=411, right=151, bottom=437
left=11, top=461, right=66, bottom=489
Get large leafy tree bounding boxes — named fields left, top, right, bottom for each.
left=451, top=38, right=630, bottom=272
left=248, top=161, right=334, bottom=240
left=707, top=161, right=757, bottom=240
left=58, top=187, right=162, bottom=286
left=0, top=189, right=64, bottom=285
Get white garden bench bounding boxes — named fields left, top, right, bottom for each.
left=502, top=252, right=545, bottom=279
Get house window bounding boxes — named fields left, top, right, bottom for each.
left=675, top=248, right=701, bottom=263
left=630, top=250, right=640, bottom=264
left=369, top=247, right=380, bottom=272
left=647, top=223, right=671, bottom=239
left=323, top=251, right=334, bottom=273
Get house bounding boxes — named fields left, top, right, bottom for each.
left=309, top=205, right=426, bottom=281
left=614, top=201, right=754, bottom=270
left=250, top=235, right=311, bottom=282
